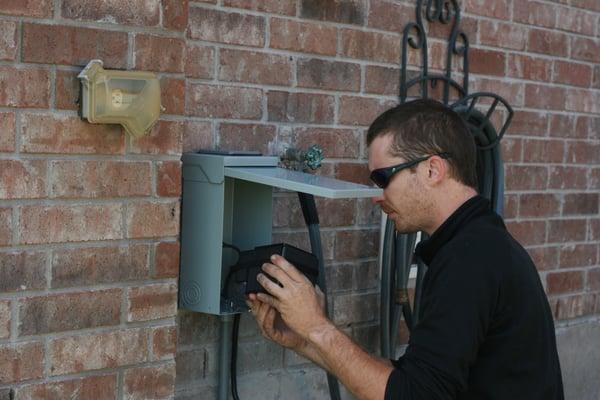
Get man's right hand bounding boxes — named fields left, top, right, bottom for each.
left=247, top=294, right=307, bottom=351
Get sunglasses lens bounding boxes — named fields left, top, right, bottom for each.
left=370, top=171, right=387, bottom=188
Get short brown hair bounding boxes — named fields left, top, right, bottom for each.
left=366, top=99, right=478, bottom=189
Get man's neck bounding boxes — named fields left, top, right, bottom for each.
left=422, top=186, right=478, bottom=236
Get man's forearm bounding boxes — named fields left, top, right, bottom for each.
left=304, top=322, right=394, bottom=400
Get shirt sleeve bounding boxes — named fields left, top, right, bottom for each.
left=385, top=243, right=500, bottom=399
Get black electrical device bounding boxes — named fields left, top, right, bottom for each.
left=223, top=243, right=319, bottom=309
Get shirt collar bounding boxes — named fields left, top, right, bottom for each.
left=415, top=195, right=491, bottom=265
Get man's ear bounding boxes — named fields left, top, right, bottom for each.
left=424, top=155, right=448, bottom=185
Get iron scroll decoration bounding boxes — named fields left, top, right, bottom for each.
left=399, top=0, right=514, bottom=150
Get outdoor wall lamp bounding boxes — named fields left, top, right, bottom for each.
left=78, top=59, right=162, bottom=138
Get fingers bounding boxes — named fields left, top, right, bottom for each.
left=256, top=291, right=280, bottom=310
left=261, top=262, right=293, bottom=288
left=257, top=272, right=284, bottom=298
left=270, top=255, right=305, bottom=283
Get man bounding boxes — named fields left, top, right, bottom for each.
left=247, top=99, right=564, bottom=399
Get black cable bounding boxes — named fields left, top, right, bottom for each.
left=231, top=313, right=241, bottom=400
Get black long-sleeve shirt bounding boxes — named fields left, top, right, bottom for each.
left=385, top=196, right=564, bottom=399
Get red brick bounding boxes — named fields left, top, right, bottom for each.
left=509, top=111, right=548, bottom=137
left=554, top=294, right=595, bottom=320
left=470, top=48, right=505, bottom=76
left=480, top=21, right=527, bottom=50
left=0, top=111, right=15, bottom=151
left=316, top=198, right=357, bottom=227
left=559, top=244, right=597, bottom=269
left=155, top=242, right=179, bottom=279
left=20, top=204, right=122, bottom=245
left=183, top=120, right=213, bottom=152
left=297, top=58, right=360, bottom=92
left=50, top=160, right=151, bottom=198
left=503, top=194, right=519, bottom=220
left=52, top=245, right=149, bottom=288
left=528, top=29, right=569, bottom=57
left=0, top=208, right=10, bottom=246
left=556, top=5, right=595, bottom=35
left=0, top=160, right=46, bottom=199
left=187, top=83, right=262, bottom=119
left=547, top=270, right=584, bottom=294
left=571, top=37, right=600, bottom=63
left=0, top=251, right=46, bottom=292
left=163, top=0, right=188, bottom=30
left=0, top=20, right=17, bottom=61
left=565, top=88, right=599, bottom=114
left=471, top=79, right=524, bottom=108
left=153, top=326, right=177, bottom=359
left=61, top=0, right=160, bottom=26
left=14, top=375, right=117, bottom=400
left=23, top=23, right=128, bottom=68
left=0, top=300, right=9, bottom=339
left=507, top=54, right=552, bottom=82
left=157, top=161, right=182, bottom=198
left=563, top=193, right=599, bottom=215
left=161, top=78, right=185, bottom=116
left=333, top=292, right=378, bottom=324
left=588, top=268, right=600, bottom=291
left=522, top=139, right=565, bottom=163
left=134, top=34, right=185, bottom=73
left=273, top=195, right=305, bottom=228
left=548, top=219, right=587, bottom=243
left=19, top=289, right=121, bottom=336
left=185, top=44, right=214, bottom=79
left=0, top=0, right=53, bottom=18
left=224, top=0, right=296, bottom=15
left=525, top=84, right=566, bottom=111
left=300, top=0, right=366, bottom=25
left=335, top=162, right=370, bottom=186
left=126, top=201, right=179, bottom=238
left=339, top=96, right=397, bottom=127
left=219, top=123, right=276, bottom=154
left=513, top=1, right=556, bottom=28
left=527, top=246, right=559, bottom=271
left=268, top=91, right=334, bottom=124
left=129, top=120, right=183, bottom=155
left=506, top=220, right=547, bottom=246
left=340, top=29, right=399, bottom=63
left=549, top=114, right=590, bottom=139
left=0, top=67, right=50, bottom=108
left=593, top=66, right=600, bottom=90
left=592, top=168, right=600, bottom=191
left=365, top=66, right=399, bottom=96
left=566, top=141, right=600, bottom=165
left=270, top=18, right=336, bottom=56
left=367, top=0, right=412, bottom=33
left=188, top=8, right=265, bottom=47
left=123, top=363, right=175, bottom=399
left=571, top=0, right=600, bottom=11
left=505, top=165, right=548, bottom=191
left=519, top=194, right=561, bottom=218
left=548, top=166, right=588, bottom=190
left=128, top=283, right=178, bottom=322
left=292, top=127, right=359, bottom=158
left=20, top=113, right=124, bottom=154
left=49, top=329, right=148, bottom=375
left=0, top=342, right=44, bottom=384
left=219, top=49, right=292, bottom=86
left=465, top=0, right=509, bottom=18
left=55, top=69, right=79, bottom=110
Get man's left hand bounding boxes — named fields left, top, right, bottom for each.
left=256, top=254, right=331, bottom=340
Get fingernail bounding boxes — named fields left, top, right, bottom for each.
left=270, top=254, right=276, bottom=261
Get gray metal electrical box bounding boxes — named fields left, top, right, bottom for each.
left=179, top=152, right=382, bottom=315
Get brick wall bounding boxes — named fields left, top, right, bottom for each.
left=0, top=0, right=598, bottom=399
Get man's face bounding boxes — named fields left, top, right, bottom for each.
left=368, top=135, right=427, bottom=233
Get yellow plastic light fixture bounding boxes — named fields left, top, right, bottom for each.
left=78, top=59, right=162, bottom=138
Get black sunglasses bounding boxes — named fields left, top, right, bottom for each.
left=370, top=152, right=451, bottom=188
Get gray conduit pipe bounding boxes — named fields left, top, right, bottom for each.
left=218, top=314, right=234, bottom=400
